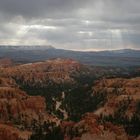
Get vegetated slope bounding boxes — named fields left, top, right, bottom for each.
left=60, top=113, right=132, bottom=140
left=92, top=77, right=140, bottom=136
left=93, top=78, right=140, bottom=116
left=0, top=76, right=58, bottom=140
left=54, top=77, right=140, bottom=140
left=29, top=77, right=140, bottom=140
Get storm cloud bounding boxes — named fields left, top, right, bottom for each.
left=0, top=0, right=140, bottom=50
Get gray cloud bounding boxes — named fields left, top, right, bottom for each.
left=0, top=0, right=140, bottom=50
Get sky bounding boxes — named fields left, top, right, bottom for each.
left=0, top=0, right=140, bottom=51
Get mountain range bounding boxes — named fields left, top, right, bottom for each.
left=0, top=45, right=140, bottom=66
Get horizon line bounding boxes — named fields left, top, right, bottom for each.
left=0, top=45, right=139, bottom=52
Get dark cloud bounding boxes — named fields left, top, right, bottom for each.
left=0, top=0, right=87, bottom=18
left=0, top=0, right=140, bottom=50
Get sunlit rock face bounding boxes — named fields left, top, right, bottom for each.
left=0, top=124, right=31, bottom=140
left=93, top=77, right=140, bottom=118
left=61, top=113, right=130, bottom=140
left=2, top=58, right=88, bottom=87
left=0, top=76, right=58, bottom=140
left=0, top=87, right=45, bottom=121
left=0, top=86, right=58, bottom=124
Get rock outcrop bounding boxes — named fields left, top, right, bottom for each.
left=93, top=77, right=140, bottom=118
left=2, top=58, right=89, bottom=87
left=61, top=113, right=131, bottom=140
left=0, top=78, right=58, bottom=140
left=0, top=123, right=31, bottom=140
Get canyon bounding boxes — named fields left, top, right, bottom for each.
left=0, top=57, right=139, bottom=140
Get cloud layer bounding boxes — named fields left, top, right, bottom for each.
left=0, top=0, right=140, bottom=50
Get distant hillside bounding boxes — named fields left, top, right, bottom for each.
left=0, top=45, right=140, bottom=66
left=0, top=45, right=55, bottom=50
